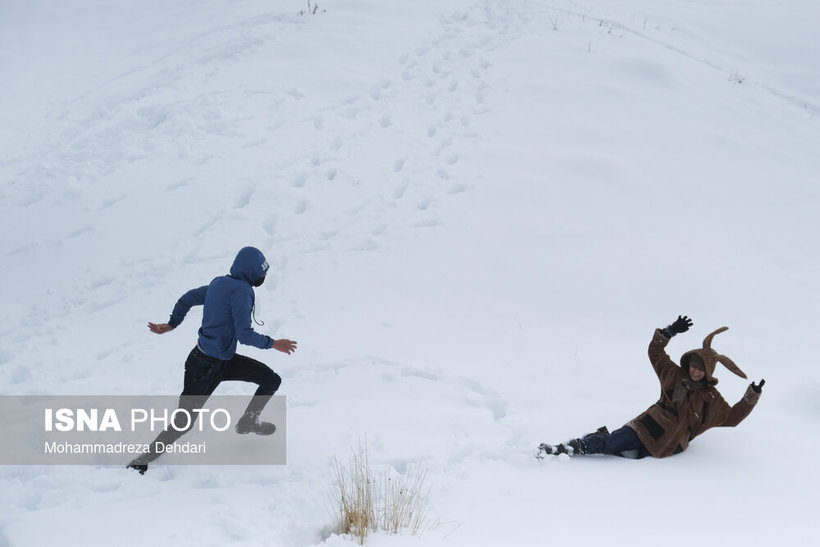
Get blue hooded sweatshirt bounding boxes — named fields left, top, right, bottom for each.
left=168, top=247, right=273, bottom=360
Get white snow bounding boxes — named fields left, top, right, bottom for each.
left=1, top=0, right=819, bottom=545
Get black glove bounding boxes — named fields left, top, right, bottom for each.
left=662, top=315, right=693, bottom=338
left=751, top=379, right=766, bottom=393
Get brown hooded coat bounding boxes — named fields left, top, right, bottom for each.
left=627, top=328, right=760, bottom=458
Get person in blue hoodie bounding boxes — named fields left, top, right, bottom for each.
left=128, top=246, right=297, bottom=474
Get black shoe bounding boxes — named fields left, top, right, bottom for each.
left=235, top=415, right=276, bottom=435
left=537, top=442, right=572, bottom=456
left=127, top=463, right=148, bottom=475
left=539, top=427, right=607, bottom=458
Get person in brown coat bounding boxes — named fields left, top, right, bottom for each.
left=538, top=315, right=764, bottom=459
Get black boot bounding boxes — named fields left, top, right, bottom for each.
left=537, top=426, right=609, bottom=458
left=127, top=462, right=148, bottom=475
left=236, top=395, right=276, bottom=435
left=537, top=442, right=574, bottom=456
left=235, top=410, right=276, bottom=435
left=127, top=450, right=155, bottom=475
left=126, top=426, right=188, bottom=474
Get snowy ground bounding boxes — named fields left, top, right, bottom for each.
left=1, top=1, right=819, bottom=545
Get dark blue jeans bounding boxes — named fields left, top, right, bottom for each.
left=580, top=426, right=650, bottom=459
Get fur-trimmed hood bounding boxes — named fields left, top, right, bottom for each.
left=680, top=326, right=747, bottom=385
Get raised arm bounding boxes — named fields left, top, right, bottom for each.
left=722, top=380, right=764, bottom=427
left=648, top=315, right=693, bottom=379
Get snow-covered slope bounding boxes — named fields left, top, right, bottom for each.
left=1, top=1, right=818, bottom=545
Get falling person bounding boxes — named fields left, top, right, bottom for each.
left=538, top=316, right=764, bottom=459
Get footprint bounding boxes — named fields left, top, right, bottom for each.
left=392, top=182, right=408, bottom=199
left=347, top=200, right=371, bottom=216
left=294, top=199, right=309, bottom=215
left=393, top=158, right=406, bottom=173
left=417, top=196, right=434, bottom=210
left=235, top=186, right=255, bottom=208
left=369, top=79, right=392, bottom=100
left=194, top=213, right=221, bottom=236
left=263, top=215, right=277, bottom=235
left=242, top=139, right=266, bottom=149
left=413, top=216, right=442, bottom=228
left=89, top=276, right=115, bottom=289
left=67, top=225, right=94, bottom=239
left=166, top=177, right=193, bottom=191
left=291, top=174, right=307, bottom=188
left=98, top=195, right=125, bottom=210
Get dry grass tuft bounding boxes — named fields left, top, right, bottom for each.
left=330, top=441, right=431, bottom=544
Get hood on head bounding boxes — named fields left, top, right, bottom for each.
left=680, top=326, right=747, bottom=385
left=230, top=247, right=269, bottom=284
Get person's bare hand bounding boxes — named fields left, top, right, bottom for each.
left=148, top=322, right=174, bottom=334
left=273, top=339, right=298, bottom=354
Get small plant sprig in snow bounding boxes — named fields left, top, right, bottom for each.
left=300, top=0, right=325, bottom=16
left=330, top=440, right=432, bottom=544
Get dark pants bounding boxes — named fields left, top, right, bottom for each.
left=135, top=346, right=281, bottom=464
left=580, top=426, right=650, bottom=459
left=182, top=345, right=281, bottom=399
